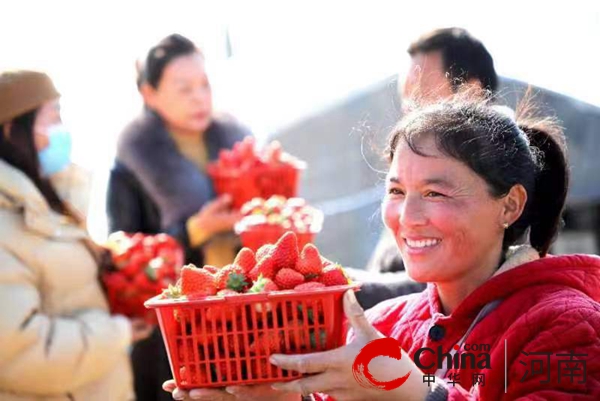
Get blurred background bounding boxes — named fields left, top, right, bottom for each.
left=2, top=0, right=599, bottom=267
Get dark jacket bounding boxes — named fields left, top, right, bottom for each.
left=107, top=109, right=250, bottom=265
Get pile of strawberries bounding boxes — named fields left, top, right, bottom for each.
left=164, top=231, right=349, bottom=299
left=157, top=232, right=351, bottom=386
left=207, top=137, right=305, bottom=209
left=238, top=195, right=322, bottom=233
left=102, top=232, right=183, bottom=324
left=235, top=196, right=323, bottom=251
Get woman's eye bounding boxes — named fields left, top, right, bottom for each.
left=425, top=191, right=445, bottom=198
left=388, top=188, right=404, bottom=196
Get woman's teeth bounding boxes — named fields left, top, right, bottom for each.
left=405, top=238, right=441, bottom=248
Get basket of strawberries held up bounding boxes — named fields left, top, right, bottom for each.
left=145, top=232, right=358, bottom=389
left=207, top=137, right=306, bottom=209
left=235, top=195, right=324, bottom=252
left=102, top=232, right=184, bottom=324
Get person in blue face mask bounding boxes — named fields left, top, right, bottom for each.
left=0, top=70, right=152, bottom=401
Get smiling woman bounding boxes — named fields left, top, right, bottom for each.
left=164, top=96, right=600, bottom=401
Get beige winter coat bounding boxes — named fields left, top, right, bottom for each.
left=0, top=160, right=133, bottom=401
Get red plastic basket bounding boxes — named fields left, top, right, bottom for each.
left=209, top=162, right=305, bottom=209
left=145, top=284, right=358, bottom=389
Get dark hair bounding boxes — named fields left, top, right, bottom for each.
left=387, top=98, right=568, bottom=256
left=408, top=27, right=498, bottom=94
left=138, top=34, right=200, bottom=89
left=0, top=110, right=73, bottom=217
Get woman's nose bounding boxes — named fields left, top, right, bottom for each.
left=399, top=195, right=427, bottom=228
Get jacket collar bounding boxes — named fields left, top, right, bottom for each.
left=0, top=160, right=87, bottom=239
left=427, top=245, right=540, bottom=316
left=428, top=245, right=600, bottom=318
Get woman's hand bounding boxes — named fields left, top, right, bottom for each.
left=269, top=290, right=429, bottom=401
left=186, top=195, right=241, bottom=246
left=162, top=381, right=299, bottom=400
left=130, top=317, right=153, bottom=343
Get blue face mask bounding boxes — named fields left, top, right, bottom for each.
left=38, top=124, right=72, bottom=176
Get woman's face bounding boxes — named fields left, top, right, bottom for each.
left=33, top=98, right=61, bottom=151
left=382, top=136, right=507, bottom=285
left=144, top=53, right=213, bottom=134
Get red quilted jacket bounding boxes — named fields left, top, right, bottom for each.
left=320, top=253, right=600, bottom=400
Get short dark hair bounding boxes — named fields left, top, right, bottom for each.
left=408, top=27, right=498, bottom=93
left=387, top=97, right=568, bottom=256
left=138, top=34, right=201, bottom=89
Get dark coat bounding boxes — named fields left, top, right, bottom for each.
left=107, top=109, right=250, bottom=265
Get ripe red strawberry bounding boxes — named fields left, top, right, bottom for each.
left=233, top=248, right=256, bottom=274
left=248, top=275, right=280, bottom=293
left=321, top=256, right=334, bottom=267
left=192, top=323, right=228, bottom=350
left=249, top=256, right=277, bottom=281
left=318, top=265, right=350, bottom=286
left=177, top=339, right=197, bottom=361
left=294, top=282, right=325, bottom=291
left=272, top=232, right=299, bottom=269
left=275, top=268, right=304, bottom=290
left=203, top=265, right=219, bottom=275
left=180, top=264, right=217, bottom=297
left=120, top=252, right=149, bottom=278
left=215, top=264, right=248, bottom=291
left=296, top=244, right=323, bottom=276
left=102, top=272, right=129, bottom=294
left=249, top=331, right=283, bottom=354
left=256, top=244, right=274, bottom=261
left=180, top=365, right=209, bottom=385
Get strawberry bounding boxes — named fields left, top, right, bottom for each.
left=215, top=264, right=248, bottom=291
left=256, top=244, right=274, bottom=261
left=102, top=272, right=129, bottom=293
left=177, top=339, right=197, bottom=361
left=275, top=268, right=305, bottom=290
left=249, top=256, right=277, bottom=281
left=180, top=365, right=209, bottom=385
left=296, top=244, right=323, bottom=277
left=233, top=248, right=257, bottom=274
left=294, top=282, right=325, bottom=291
left=180, top=264, right=217, bottom=297
left=203, top=265, right=219, bottom=275
left=133, top=271, right=158, bottom=293
left=321, top=256, right=334, bottom=267
left=249, top=331, right=283, bottom=354
left=318, top=265, right=350, bottom=286
left=248, top=275, right=280, bottom=293
left=247, top=275, right=278, bottom=313
left=200, top=325, right=225, bottom=349
left=272, top=232, right=299, bottom=270
left=206, top=300, right=241, bottom=323
left=120, top=252, right=149, bottom=278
